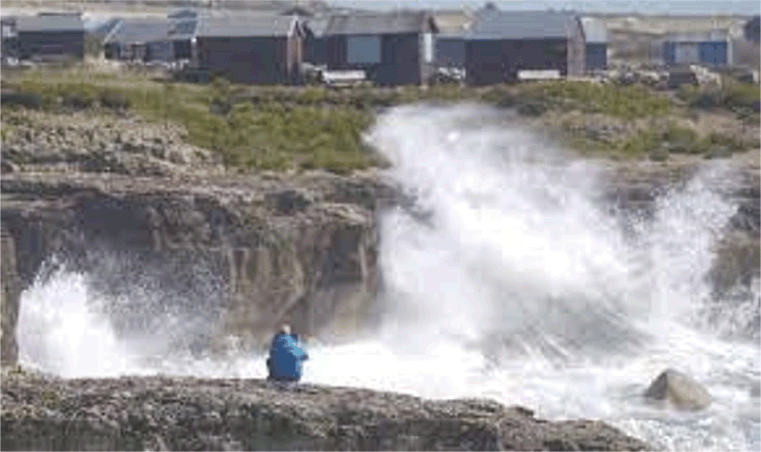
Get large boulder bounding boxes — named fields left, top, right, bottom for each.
left=644, top=368, right=712, bottom=411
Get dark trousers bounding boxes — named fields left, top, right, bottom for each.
left=266, top=357, right=300, bottom=382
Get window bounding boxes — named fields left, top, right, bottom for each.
left=423, top=32, right=433, bottom=63
left=543, top=42, right=566, bottom=59
left=347, top=35, right=381, bottom=64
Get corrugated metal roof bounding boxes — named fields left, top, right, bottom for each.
left=581, top=16, right=607, bottom=43
left=197, top=13, right=297, bottom=37
left=168, top=19, right=197, bottom=40
left=434, top=10, right=473, bottom=34
left=438, top=32, right=466, bottom=39
left=168, top=9, right=199, bottom=20
left=323, top=11, right=436, bottom=35
left=90, top=17, right=123, bottom=40
left=15, top=15, right=84, bottom=32
left=465, top=10, right=577, bottom=40
left=668, top=30, right=730, bottom=42
left=104, top=19, right=171, bottom=44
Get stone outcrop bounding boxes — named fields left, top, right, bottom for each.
left=1, top=110, right=224, bottom=177
left=2, top=154, right=759, bottom=364
left=0, top=369, right=652, bottom=451
left=644, top=368, right=713, bottom=411
left=0, top=170, right=396, bottom=359
left=1, top=231, right=21, bottom=366
left=597, top=155, right=760, bottom=236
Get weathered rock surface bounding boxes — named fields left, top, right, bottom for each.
left=0, top=170, right=396, bottom=360
left=644, top=368, right=713, bottom=411
left=2, top=154, right=759, bottom=365
left=0, top=369, right=652, bottom=451
left=1, top=231, right=21, bottom=366
left=1, top=110, right=224, bottom=177
left=596, top=155, right=760, bottom=236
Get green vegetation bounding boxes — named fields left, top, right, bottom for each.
left=2, top=68, right=745, bottom=172
left=677, top=82, right=760, bottom=117
left=39, top=389, right=61, bottom=409
left=566, top=118, right=752, bottom=160
left=616, top=121, right=751, bottom=159
left=526, top=82, right=672, bottom=119
left=2, top=70, right=382, bottom=173
left=214, top=102, right=373, bottom=172
left=84, top=35, right=104, bottom=57
left=619, top=128, right=664, bottom=156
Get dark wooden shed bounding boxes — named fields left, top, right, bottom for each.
left=581, top=17, right=608, bottom=71
left=103, top=18, right=173, bottom=62
left=436, top=33, right=466, bottom=68
left=464, top=10, right=585, bottom=85
left=167, top=18, right=198, bottom=62
left=303, top=15, right=330, bottom=66
left=196, top=14, right=305, bottom=85
left=15, top=14, right=84, bottom=62
left=1, top=16, right=20, bottom=62
left=322, top=10, right=439, bottom=86
left=745, top=15, right=760, bottom=43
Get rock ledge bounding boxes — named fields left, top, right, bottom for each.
left=1, top=370, right=651, bottom=451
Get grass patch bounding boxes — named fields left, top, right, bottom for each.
left=619, top=128, right=664, bottom=156
left=662, top=121, right=700, bottom=154
left=0, top=69, right=697, bottom=171
left=678, top=82, right=760, bottom=115
left=525, top=81, right=672, bottom=119
left=616, top=122, right=751, bottom=159
left=2, top=70, right=376, bottom=173
left=698, top=132, right=751, bottom=157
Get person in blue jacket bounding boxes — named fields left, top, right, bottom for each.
left=266, top=324, right=309, bottom=382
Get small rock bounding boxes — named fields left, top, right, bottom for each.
left=151, top=145, right=167, bottom=160
left=266, top=189, right=312, bottom=215
left=167, top=150, right=186, bottom=164
left=1, top=160, right=19, bottom=173
left=649, top=145, right=670, bottom=162
left=704, top=145, right=732, bottom=160
left=644, top=368, right=712, bottom=411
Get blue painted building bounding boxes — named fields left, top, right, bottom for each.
left=662, top=30, right=733, bottom=67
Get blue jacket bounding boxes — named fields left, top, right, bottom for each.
left=268, top=333, right=309, bottom=381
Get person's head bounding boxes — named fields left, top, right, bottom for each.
left=278, top=324, right=291, bottom=336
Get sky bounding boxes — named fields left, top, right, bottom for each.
left=330, top=0, right=760, bottom=15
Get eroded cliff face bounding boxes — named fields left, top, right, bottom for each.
left=1, top=155, right=759, bottom=366
left=0, top=369, right=652, bottom=451
left=0, top=171, right=397, bottom=360
left=1, top=231, right=21, bottom=365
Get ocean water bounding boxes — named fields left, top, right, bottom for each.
left=17, top=105, right=760, bottom=451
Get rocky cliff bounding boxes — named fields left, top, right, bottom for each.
left=1, top=230, right=21, bottom=365
left=2, top=104, right=758, bottom=451
left=0, top=368, right=651, bottom=451
left=0, top=170, right=398, bottom=361
left=2, top=155, right=758, bottom=365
